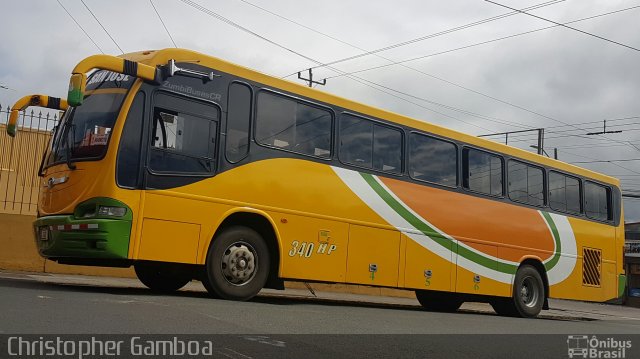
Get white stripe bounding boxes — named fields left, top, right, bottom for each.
left=542, top=212, right=578, bottom=285
left=71, top=224, right=79, bottom=230
left=87, top=224, right=99, bottom=229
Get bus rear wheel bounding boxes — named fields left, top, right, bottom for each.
left=491, top=264, right=545, bottom=318
left=204, top=226, right=270, bottom=301
left=415, top=290, right=463, bottom=312
left=134, top=262, right=192, bottom=293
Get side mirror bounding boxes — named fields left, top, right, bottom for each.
left=67, top=73, right=87, bottom=107
left=6, top=95, right=68, bottom=137
left=7, top=111, right=19, bottom=137
left=66, top=54, right=162, bottom=107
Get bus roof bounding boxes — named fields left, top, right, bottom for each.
left=121, top=48, right=619, bottom=186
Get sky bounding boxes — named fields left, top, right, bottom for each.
left=0, top=0, right=639, bottom=221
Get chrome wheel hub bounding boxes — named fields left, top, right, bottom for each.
left=221, top=242, right=257, bottom=286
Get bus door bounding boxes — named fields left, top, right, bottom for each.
left=137, top=91, right=220, bottom=264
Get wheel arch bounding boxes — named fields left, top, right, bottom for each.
left=201, top=208, right=284, bottom=290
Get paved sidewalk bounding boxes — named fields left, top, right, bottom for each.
left=3, top=270, right=640, bottom=321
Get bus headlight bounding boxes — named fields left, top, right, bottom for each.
left=97, top=206, right=127, bottom=217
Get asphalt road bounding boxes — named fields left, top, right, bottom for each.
left=1, top=272, right=639, bottom=358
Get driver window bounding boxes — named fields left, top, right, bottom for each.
left=149, top=93, right=219, bottom=175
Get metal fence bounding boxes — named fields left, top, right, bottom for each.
left=0, top=103, right=60, bottom=215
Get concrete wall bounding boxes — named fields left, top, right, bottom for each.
left=0, top=213, right=414, bottom=298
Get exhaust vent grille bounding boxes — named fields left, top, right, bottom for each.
left=582, top=247, right=602, bottom=287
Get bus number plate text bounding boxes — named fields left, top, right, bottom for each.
left=288, top=240, right=336, bottom=258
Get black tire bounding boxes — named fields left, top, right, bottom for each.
left=200, top=268, right=221, bottom=299
left=134, top=262, right=192, bottom=293
left=416, top=290, right=463, bottom=312
left=492, top=265, right=545, bottom=318
left=204, top=226, right=270, bottom=301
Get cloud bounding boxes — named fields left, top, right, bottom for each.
left=1, top=0, right=638, bottom=218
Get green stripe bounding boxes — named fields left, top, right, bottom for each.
left=541, top=211, right=562, bottom=271
left=361, top=173, right=519, bottom=274
left=618, top=274, right=627, bottom=298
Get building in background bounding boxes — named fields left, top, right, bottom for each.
left=625, top=222, right=640, bottom=307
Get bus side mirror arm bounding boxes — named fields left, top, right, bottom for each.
left=7, top=95, right=68, bottom=137
left=68, top=55, right=162, bottom=107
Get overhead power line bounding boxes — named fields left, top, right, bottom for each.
left=150, top=0, right=178, bottom=48
left=320, top=6, right=640, bottom=125
left=239, top=0, right=640, bottom=142
left=181, top=0, right=640, bottom=145
left=572, top=159, right=640, bottom=164
left=284, top=0, right=566, bottom=78
left=321, top=6, right=640, bottom=82
left=485, top=0, right=640, bottom=53
left=562, top=150, right=640, bottom=175
left=56, top=0, right=104, bottom=53
left=177, top=0, right=323, bottom=66
left=491, top=121, right=640, bottom=141
left=177, top=0, right=500, bottom=131
left=235, top=0, right=539, bottom=130
left=80, top=0, right=124, bottom=53
left=542, top=116, right=640, bottom=131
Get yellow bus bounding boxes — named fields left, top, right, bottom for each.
left=10, top=48, right=625, bottom=318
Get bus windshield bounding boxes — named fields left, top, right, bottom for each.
left=45, top=70, right=135, bottom=168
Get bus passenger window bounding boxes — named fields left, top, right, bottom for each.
left=585, top=181, right=611, bottom=221
left=149, top=108, right=217, bottom=174
left=339, top=114, right=402, bottom=174
left=549, top=171, right=581, bottom=214
left=508, top=160, right=544, bottom=206
left=373, top=126, right=402, bottom=173
left=226, top=83, right=252, bottom=163
left=409, top=133, right=457, bottom=187
left=463, top=148, right=503, bottom=196
left=255, top=92, right=332, bottom=158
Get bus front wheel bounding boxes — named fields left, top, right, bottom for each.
left=134, top=262, right=192, bottom=293
left=491, top=264, right=545, bottom=318
left=415, top=290, right=463, bottom=312
left=204, top=226, right=270, bottom=301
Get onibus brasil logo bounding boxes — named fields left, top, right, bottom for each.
left=567, top=335, right=632, bottom=358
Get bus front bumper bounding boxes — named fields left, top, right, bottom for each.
left=33, top=215, right=131, bottom=260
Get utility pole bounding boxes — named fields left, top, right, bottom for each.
left=478, top=128, right=545, bottom=155
left=530, top=145, right=558, bottom=159
left=297, top=69, right=326, bottom=88
left=586, top=120, right=622, bottom=135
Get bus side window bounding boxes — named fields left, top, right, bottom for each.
left=339, top=114, right=402, bottom=174
left=585, top=181, right=612, bottom=221
left=507, top=160, right=544, bottom=207
left=408, top=133, right=457, bottom=187
left=549, top=171, right=581, bottom=214
left=226, top=83, right=252, bottom=163
left=463, top=148, right=503, bottom=196
left=149, top=107, right=217, bottom=174
left=255, top=91, right=332, bottom=159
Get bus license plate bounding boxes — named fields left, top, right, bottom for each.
left=39, top=227, right=49, bottom=241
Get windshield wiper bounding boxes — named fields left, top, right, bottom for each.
left=38, top=125, right=58, bottom=177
